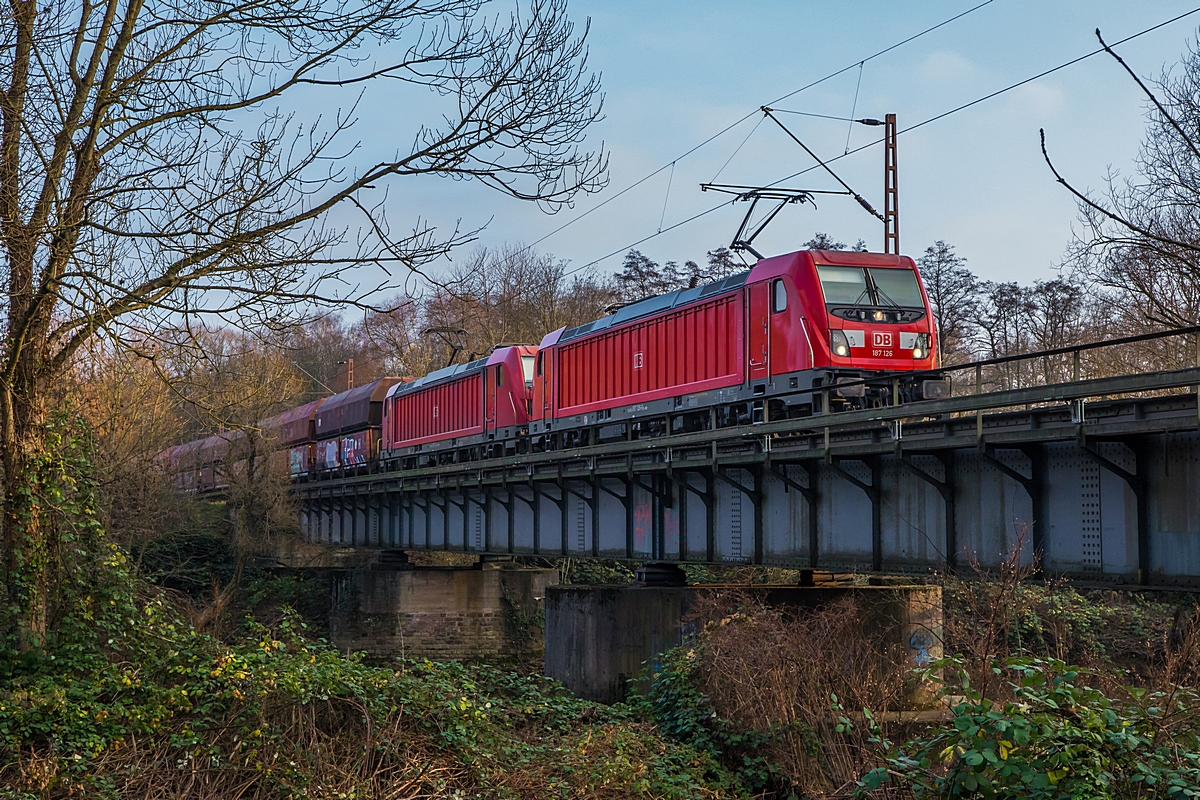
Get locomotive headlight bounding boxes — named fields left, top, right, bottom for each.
left=872, top=310, right=886, bottom=322
left=830, top=330, right=850, bottom=357
left=912, top=333, right=930, bottom=359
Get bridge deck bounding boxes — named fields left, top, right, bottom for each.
left=292, top=364, right=1200, bottom=586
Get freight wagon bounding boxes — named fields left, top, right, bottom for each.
left=261, top=398, right=325, bottom=476
left=314, top=378, right=402, bottom=470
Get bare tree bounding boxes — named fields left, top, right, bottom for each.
left=802, top=232, right=867, bottom=252
left=412, top=243, right=612, bottom=363
left=1046, top=29, right=1200, bottom=329
left=612, top=249, right=667, bottom=303
left=703, top=246, right=746, bottom=280
left=917, top=241, right=978, bottom=364
left=0, top=0, right=606, bottom=650
left=971, top=281, right=1036, bottom=389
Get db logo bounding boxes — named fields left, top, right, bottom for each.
left=633, top=352, right=644, bottom=370
left=872, top=332, right=892, bottom=348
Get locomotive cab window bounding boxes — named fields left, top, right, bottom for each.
left=867, top=268, right=924, bottom=308
left=521, top=355, right=536, bottom=383
left=495, top=364, right=503, bottom=386
left=535, top=352, right=544, bottom=377
left=771, top=279, right=788, bottom=313
left=817, top=265, right=924, bottom=309
left=816, top=265, right=870, bottom=304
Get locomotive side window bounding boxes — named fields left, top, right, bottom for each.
left=771, top=279, right=788, bottom=313
left=495, top=364, right=503, bottom=386
left=536, top=352, right=544, bottom=376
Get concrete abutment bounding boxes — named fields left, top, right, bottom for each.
left=543, top=582, right=943, bottom=706
left=329, top=561, right=559, bottom=660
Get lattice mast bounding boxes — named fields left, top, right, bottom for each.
left=883, top=113, right=899, bottom=254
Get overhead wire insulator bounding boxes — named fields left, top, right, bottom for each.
left=854, top=193, right=885, bottom=221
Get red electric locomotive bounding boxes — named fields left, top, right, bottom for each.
left=529, top=249, right=945, bottom=447
left=381, top=345, right=537, bottom=467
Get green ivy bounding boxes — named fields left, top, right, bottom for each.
left=860, top=657, right=1200, bottom=799
left=630, top=644, right=798, bottom=797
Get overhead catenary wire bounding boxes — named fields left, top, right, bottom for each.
left=765, top=109, right=860, bottom=122
left=771, top=4, right=1200, bottom=187
left=845, top=62, right=866, bottom=154
left=560, top=4, right=1200, bottom=278
left=658, top=161, right=675, bottom=233
left=710, top=115, right=766, bottom=183
left=521, top=0, right=1000, bottom=254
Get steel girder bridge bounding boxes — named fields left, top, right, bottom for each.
left=294, top=328, right=1200, bottom=587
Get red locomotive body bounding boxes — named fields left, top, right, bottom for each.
left=383, top=345, right=536, bottom=465
left=530, top=249, right=939, bottom=443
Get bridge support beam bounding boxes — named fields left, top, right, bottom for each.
left=632, top=474, right=672, bottom=560
left=1080, top=437, right=1150, bottom=585
left=446, top=492, right=468, bottom=552
left=769, top=462, right=819, bottom=569
left=829, top=457, right=882, bottom=571
left=714, top=466, right=763, bottom=564
left=980, top=445, right=1044, bottom=569
left=897, top=453, right=957, bottom=570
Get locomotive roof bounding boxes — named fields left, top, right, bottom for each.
left=387, top=354, right=490, bottom=399
left=558, top=270, right=751, bottom=345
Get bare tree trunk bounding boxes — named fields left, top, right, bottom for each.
left=1, top=384, right=51, bottom=652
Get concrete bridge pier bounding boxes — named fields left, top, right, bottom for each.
left=543, top=579, right=943, bottom=706
left=329, top=555, right=559, bottom=660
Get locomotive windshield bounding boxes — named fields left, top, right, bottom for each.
left=816, top=266, right=870, bottom=304
left=521, top=355, right=536, bottom=383
left=868, top=268, right=924, bottom=307
left=817, top=265, right=924, bottom=308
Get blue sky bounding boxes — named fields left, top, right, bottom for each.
left=341, top=0, right=1200, bottom=289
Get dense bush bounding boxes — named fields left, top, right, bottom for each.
left=637, top=588, right=1200, bottom=800
left=862, top=657, right=1200, bottom=799
left=0, top=586, right=742, bottom=798
left=634, top=595, right=916, bottom=798
left=0, top=415, right=742, bottom=798
left=944, top=579, right=1184, bottom=669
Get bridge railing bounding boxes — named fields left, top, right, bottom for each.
left=826, top=323, right=1200, bottom=418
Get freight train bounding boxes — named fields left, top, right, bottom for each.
left=164, top=248, right=948, bottom=490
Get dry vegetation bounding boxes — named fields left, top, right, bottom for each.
left=683, top=593, right=915, bottom=797
left=637, top=546, right=1200, bottom=798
